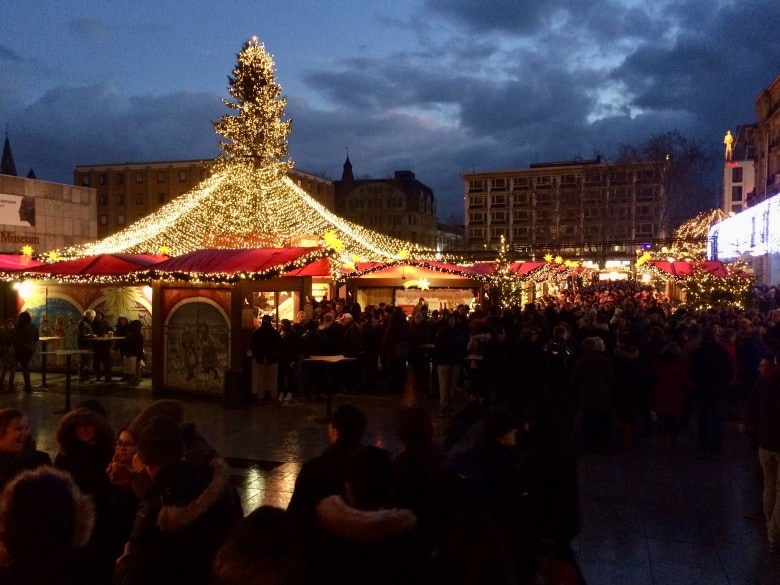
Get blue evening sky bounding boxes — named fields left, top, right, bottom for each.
left=2, top=0, right=778, bottom=219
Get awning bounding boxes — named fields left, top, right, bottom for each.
left=20, top=253, right=168, bottom=278
left=0, top=254, right=46, bottom=272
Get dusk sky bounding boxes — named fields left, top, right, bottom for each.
left=2, top=0, right=779, bottom=219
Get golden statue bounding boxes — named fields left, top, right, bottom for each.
left=724, top=130, right=734, bottom=161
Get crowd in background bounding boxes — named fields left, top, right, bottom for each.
left=1, top=280, right=780, bottom=583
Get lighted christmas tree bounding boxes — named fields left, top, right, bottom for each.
left=490, top=235, right=523, bottom=309
left=50, top=38, right=432, bottom=262
left=683, top=261, right=753, bottom=310
left=212, top=37, right=292, bottom=181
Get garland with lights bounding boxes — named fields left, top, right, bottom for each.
left=341, top=259, right=491, bottom=284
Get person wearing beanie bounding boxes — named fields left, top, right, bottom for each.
left=116, top=415, right=243, bottom=585
left=0, top=466, right=101, bottom=585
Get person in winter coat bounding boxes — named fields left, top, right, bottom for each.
left=572, top=337, right=614, bottom=452
left=54, top=402, right=116, bottom=576
left=250, top=315, right=282, bottom=404
left=0, top=467, right=102, bottom=585
left=745, top=354, right=780, bottom=554
left=90, top=310, right=113, bottom=383
left=77, top=309, right=97, bottom=382
left=124, top=319, right=146, bottom=386
left=116, top=415, right=243, bottom=585
left=277, top=318, right=301, bottom=403
left=0, top=318, right=16, bottom=393
left=0, top=408, right=51, bottom=490
left=651, top=342, right=688, bottom=454
left=689, top=327, right=735, bottom=456
left=612, top=334, right=642, bottom=452
left=434, top=314, right=466, bottom=416
left=12, top=311, right=38, bottom=393
left=307, top=445, right=426, bottom=585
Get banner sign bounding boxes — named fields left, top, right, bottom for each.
left=0, top=193, right=36, bottom=227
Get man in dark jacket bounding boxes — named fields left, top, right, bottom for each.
left=287, top=404, right=366, bottom=537
left=689, top=327, right=734, bottom=456
left=77, top=309, right=97, bottom=382
left=434, top=315, right=466, bottom=416
left=250, top=315, right=281, bottom=404
left=116, top=415, right=242, bottom=585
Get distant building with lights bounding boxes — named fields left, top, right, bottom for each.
left=721, top=125, right=757, bottom=215
left=460, top=158, right=669, bottom=259
left=333, top=158, right=439, bottom=248
left=0, top=135, right=97, bottom=254
left=74, top=160, right=334, bottom=239
left=755, top=74, right=780, bottom=204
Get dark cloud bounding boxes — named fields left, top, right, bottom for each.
left=0, top=44, right=23, bottom=62
left=11, top=84, right=222, bottom=183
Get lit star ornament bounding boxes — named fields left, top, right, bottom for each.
left=21, top=245, right=33, bottom=256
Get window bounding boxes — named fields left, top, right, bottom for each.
left=80, top=174, right=90, bottom=186
left=178, top=171, right=188, bottom=182
left=491, top=227, right=507, bottom=238
left=636, top=205, right=651, bottom=218
left=136, top=193, right=145, bottom=205
left=468, top=180, right=485, bottom=192
left=560, top=174, right=578, bottom=185
left=560, top=224, right=576, bottom=237
left=469, top=212, right=485, bottom=224
left=490, top=178, right=507, bottom=191
left=469, top=227, right=485, bottom=238
left=637, top=223, right=653, bottom=235
left=157, top=192, right=166, bottom=204
left=99, top=215, right=108, bottom=225
left=490, top=194, right=506, bottom=206
left=512, top=177, right=530, bottom=189
left=200, top=170, right=208, bottom=180
left=469, top=195, right=485, bottom=208
left=512, top=226, right=530, bottom=238
left=116, top=193, right=125, bottom=205
left=491, top=211, right=507, bottom=223
left=610, top=171, right=627, bottom=183
left=116, top=173, right=124, bottom=185
left=584, top=173, right=602, bottom=184
left=135, top=172, right=144, bottom=183
left=99, top=174, right=107, bottom=185
left=536, top=175, right=552, bottom=188
left=513, top=210, right=530, bottom=222
left=731, top=167, right=743, bottom=183
left=636, top=187, right=656, bottom=202
left=513, top=193, right=529, bottom=205
left=157, top=172, right=166, bottom=183
left=408, top=215, right=418, bottom=225
left=98, top=193, right=108, bottom=206
left=731, top=186, right=743, bottom=201
left=117, top=214, right=126, bottom=225
left=731, top=204, right=742, bottom=213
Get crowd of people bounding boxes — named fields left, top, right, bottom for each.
left=1, top=280, right=780, bottom=583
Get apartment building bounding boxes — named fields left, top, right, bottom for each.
left=461, top=158, right=668, bottom=255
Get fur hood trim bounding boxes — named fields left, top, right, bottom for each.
left=316, top=495, right=416, bottom=542
left=56, top=406, right=115, bottom=454
left=157, top=458, right=230, bottom=531
left=0, top=467, right=94, bottom=566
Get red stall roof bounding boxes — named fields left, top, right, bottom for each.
left=0, top=254, right=46, bottom=272
left=22, top=253, right=168, bottom=277
left=147, top=247, right=327, bottom=279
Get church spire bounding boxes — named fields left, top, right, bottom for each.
left=341, top=152, right=354, bottom=181
left=1, top=129, right=18, bottom=177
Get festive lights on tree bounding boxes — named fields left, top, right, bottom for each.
left=490, top=235, right=523, bottom=309
left=683, top=261, right=753, bottom=310
left=42, top=37, right=434, bottom=267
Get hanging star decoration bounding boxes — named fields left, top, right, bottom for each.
left=21, top=245, right=33, bottom=257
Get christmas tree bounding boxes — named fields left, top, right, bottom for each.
left=490, top=235, right=523, bottom=309
left=51, top=38, right=430, bottom=261
left=212, top=37, right=292, bottom=181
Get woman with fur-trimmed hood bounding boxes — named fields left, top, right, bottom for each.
left=0, top=467, right=102, bottom=585
left=116, top=415, right=243, bottom=585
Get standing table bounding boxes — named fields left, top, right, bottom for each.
left=303, top=355, right=358, bottom=423
left=41, top=349, right=93, bottom=414
left=35, top=336, right=63, bottom=389
left=89, top=336, right=126, bottom=382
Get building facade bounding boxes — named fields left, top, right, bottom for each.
left=755, top=74, right=780, bottom=204
left=721, top=125, right=757, bottom=215
left=0, top=174, right=97, bottom=254
left=74, top=160, right=334, bottom=239
left=461, top=158, right=669, bottom=256
left=333, top=158, right=438, bottom=249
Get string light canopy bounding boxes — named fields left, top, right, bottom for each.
left=44, top=37, right=433, bottom=265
